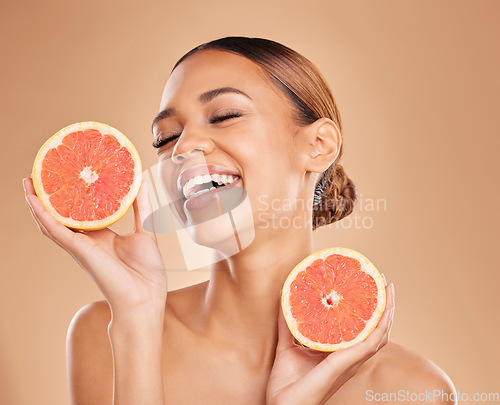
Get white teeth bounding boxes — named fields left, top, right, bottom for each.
left=191, top=188, right=209, bottom=198
left=189, top=186, right=217, bottom=198
left=182, top=172, right=240, bottom=199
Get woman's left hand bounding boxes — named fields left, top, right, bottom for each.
left=266, top=282, right=395, bottom=405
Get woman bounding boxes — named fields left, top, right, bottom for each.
left=24, top=37, right=455, bottom=404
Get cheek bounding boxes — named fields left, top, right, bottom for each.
left=254, top=126, right=302, bottom=184
left=237, top=138, right=301, bottom=203
left=233, top=118, right=296, bottom=166
left=158, top=157, right=176, bottom=195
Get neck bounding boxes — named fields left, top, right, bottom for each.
left=201, top=222, right=314, bottom=366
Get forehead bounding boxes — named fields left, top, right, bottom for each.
left=160, top=50, right=272, bottom=108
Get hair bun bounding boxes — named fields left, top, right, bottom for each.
left=313, top=164, right=357, bottom=229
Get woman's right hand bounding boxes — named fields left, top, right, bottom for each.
left=23, top=177, right=167, bottom=318
left=267, top=281, right=395, bottom=405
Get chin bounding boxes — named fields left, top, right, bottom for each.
left=185, top=193, right=256, bottom=258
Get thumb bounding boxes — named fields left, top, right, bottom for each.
left=133, top=179, right=157, bottom=240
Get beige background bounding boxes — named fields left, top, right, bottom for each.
left=1, top=0, right=499, bottom=403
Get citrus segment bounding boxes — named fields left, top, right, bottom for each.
left=281, top=247, right=386, bottom=352
left=32, top=122, right=142, bottom=230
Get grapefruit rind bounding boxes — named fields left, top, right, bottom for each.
left=32, top=121, right=142, bottom=230
left=281, top=247, right=386, bottom=352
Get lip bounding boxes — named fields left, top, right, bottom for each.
left=183, top=176, right=244, bottom=214
left=177, top=164, right=241, bottom=193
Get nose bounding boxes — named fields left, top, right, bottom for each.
left=171, top=129, right=214, bottom=164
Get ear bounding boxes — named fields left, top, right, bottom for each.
left=303, top=118, right=342, bottom=173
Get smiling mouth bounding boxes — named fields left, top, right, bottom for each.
left=183, top=173, right=241, bottom=200
left=173, top=164, right=246, bottom=221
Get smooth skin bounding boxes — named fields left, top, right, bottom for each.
left=24, top=50, right=456, bottom=404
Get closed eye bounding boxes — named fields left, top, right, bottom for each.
left=153, top=112, right=243, bottom=149
left=152, top=133, right=180, bottom=149
left=209, top=112, right=242, bottom=124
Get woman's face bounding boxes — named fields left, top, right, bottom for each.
left=153, top=50, right=311, bottom=252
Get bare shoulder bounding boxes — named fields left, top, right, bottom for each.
left=65, top=286, right=208, bottom=404
left=365, top=342, right=457, bottom=404
left=66, top=300, right=113, bottom=404
left=67, top=300, right=112, bottom=353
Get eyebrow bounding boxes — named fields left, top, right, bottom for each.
left=199, top=86, right=251, bottom=104
left=151, top=107, right=175, bottom=132
left=151, top=87, right=251, bottom=132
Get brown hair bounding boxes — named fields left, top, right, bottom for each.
left=173, top=37, right=357, bottom=230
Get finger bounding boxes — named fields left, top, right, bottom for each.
left=25, top=178, right=119, bottom=249
left=296, top=340, right=361, bottom=399
left=23, top=177, right=36, bottom=197
left=133, top=180, right=157, bottom=240
left=385, top=282, right=394, bottom=311
left=378, top=307, right=395, bottom=349
left=292, top=284, right=395, bottom=401
left=381, top=273, right=387, bottom=286
left=24, top=178, right=57, bottom=237
left=26, top=195, right=83, bottom=255
left=383, top=285, right=396, bottom=342
left=313, top=310, right=393, bottom=385
left=24, top=178, right=46, bottom=231
left=376, top=288, right=396, bottom=350
left=26, top=195, right=49, bottom=236
left=24, top=178, right=134, bottom=291
left=353, top=283, right=395, bottom=357
left=324, top=283, right=394, bottom=368
left=25, top=193, right=79, bottom=249
left=82, top=227, right=117, bottom=246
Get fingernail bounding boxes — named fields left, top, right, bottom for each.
left=22, top=178, right=27, bottom=191
left=381, top=273, right=387, bottom=285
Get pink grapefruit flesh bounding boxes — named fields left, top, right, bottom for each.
left=32, top=122, right=142, bottom=230
left=281, top=247, right=386, bottom=352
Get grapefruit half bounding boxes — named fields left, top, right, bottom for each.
left=32, top=122, right=142, bottom=230
left=281, top=247, right=386, bottom=352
